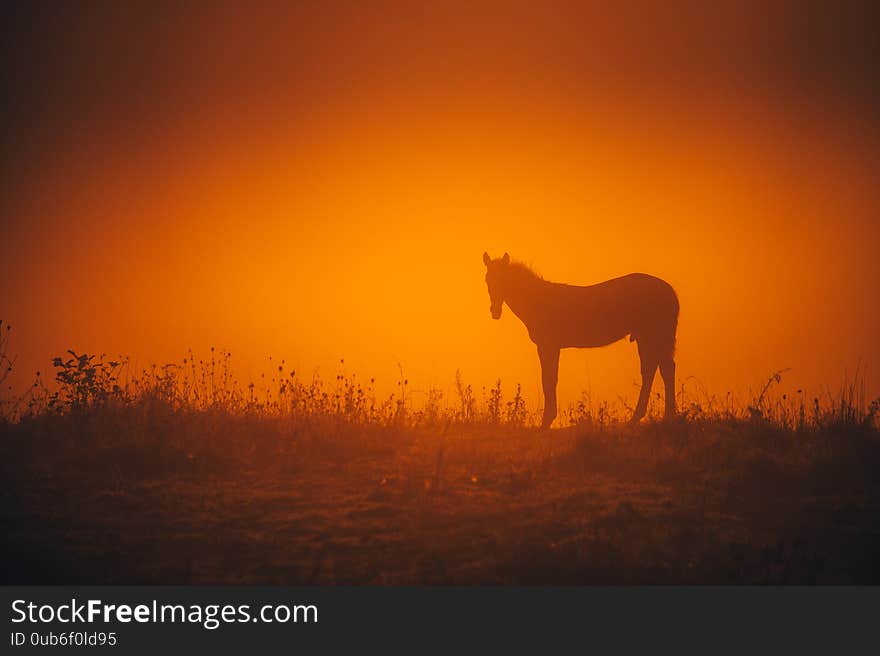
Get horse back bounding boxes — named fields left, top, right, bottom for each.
left=538, top=273, right=679, bottom=349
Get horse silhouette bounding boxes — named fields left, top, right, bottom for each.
left=482, top=252, right=679, bottom=428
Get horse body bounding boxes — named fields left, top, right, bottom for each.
left=483, top=253, right=679, bottom=428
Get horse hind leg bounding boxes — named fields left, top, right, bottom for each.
left=659, top=354, right=677, bottom=419
left=631, top=343, right=659, bottom=424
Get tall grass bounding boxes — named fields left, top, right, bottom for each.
left=0, top=320, right=877, bottom=481
left=5, top=339, right=875, bottom=430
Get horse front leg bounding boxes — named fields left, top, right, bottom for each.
left=538, top=344, right=560, bottom=429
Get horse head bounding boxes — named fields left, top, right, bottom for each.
left=482, top=251, right=510, bottom=319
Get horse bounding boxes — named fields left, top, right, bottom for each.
left=482, top=252, right=679, bottom=428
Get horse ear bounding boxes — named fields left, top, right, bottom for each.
left=482, top=252, right=491, bottom=266
left=501, top=252, right=510, bottom=265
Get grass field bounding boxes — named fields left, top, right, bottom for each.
left=2, top=341, right=879, bottom=584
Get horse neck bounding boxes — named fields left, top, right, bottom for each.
left=505, top=274, right=545, bottom=326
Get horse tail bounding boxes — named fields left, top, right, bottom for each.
left=668, top=287, right=680, bottom=356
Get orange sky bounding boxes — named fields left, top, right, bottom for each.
left=1, top=2, right=878, bottom=412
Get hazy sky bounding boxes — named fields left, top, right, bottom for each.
left=2, top=2, right=878, bottom=411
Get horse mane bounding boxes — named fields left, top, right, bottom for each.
left=506, top=260, right=544, bottom=284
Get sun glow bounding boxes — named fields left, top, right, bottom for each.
left=1, top=3, right=878, bottom=413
